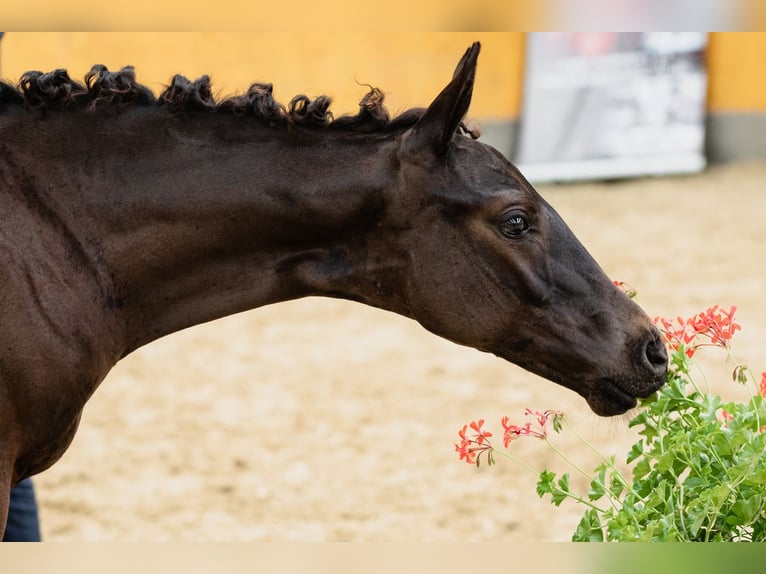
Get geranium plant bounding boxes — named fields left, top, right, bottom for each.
left=455, top=304, right=766, bottom=541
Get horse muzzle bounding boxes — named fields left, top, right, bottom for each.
left=585, top=328, right=669, bottom=416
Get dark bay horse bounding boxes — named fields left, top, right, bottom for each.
left=0, top=43, right=667, bottom=532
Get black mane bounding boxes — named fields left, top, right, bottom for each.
left=0, top=64, right=479, bottom=137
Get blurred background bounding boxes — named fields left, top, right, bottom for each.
left=0, top=33, right=764, bottom=542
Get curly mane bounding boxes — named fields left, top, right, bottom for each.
left=1, top=64, right=479, bottom=137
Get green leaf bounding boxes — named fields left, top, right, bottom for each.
left=726, top=495, right=762, bottom=526
left=572, top=509, right=604, bottom=542
left=628, top=410, right=648, bottom=430
left=551, top=473, right=571, bottom=506
left=609, top=473, right=625, bottom=499
left=633, top=457, right=652, bottom=482
left=670, top=348, right=691, bottom=372
left=637, top=419, right=660, bottom=442
left=536, top=469, right=556, bottom=499
left=709, top=430, right=734, bottom=457
left=588, top=465, right=607, bottom=501
left=626, top=439, right=644, bottom=464
left=646, top=479, right=669, bottom=511
left=689, top=509, right=707, bottom=539
left=743, top=465, right=766, bottom=485
left=729, top=427, right=753, bottom=452
left=709, top=483, right=733, bottom=508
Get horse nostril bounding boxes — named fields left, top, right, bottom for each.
left=643, top=331, right=668, bottom=374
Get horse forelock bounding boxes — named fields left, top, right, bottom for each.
left=0, top=64, right=479, bottom=138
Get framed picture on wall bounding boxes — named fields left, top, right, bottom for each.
left=515, top=33, right=708, bottom=182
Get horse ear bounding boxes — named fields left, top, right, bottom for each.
left=405, top=42, right=480, bottom=157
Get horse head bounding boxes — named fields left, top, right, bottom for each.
left=390, top=43, right=667, bottom=415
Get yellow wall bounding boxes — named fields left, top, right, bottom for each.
left=0, top=32, right=524, bottom=120
left=1, top=32, right=764, bottom=119
left=707, top=32, right=766, bottom=112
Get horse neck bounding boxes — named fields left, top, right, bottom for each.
left=19, top=110, right=411, bottom=355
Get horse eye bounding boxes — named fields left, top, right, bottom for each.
left=499, top=214, right=530, bottom=238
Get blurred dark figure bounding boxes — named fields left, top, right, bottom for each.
left=3, top=479, right=42, bottom=542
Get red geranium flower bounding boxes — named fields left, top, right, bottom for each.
left=654, top=305, right=740, bottom=358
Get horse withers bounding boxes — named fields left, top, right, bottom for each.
left=0, top=42, right=667, bottom=534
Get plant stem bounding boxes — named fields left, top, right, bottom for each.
left=542, top=438, right=623, bottom=513
left=490, top=447, right=608, bottom=514
left=489, top=446, right=541, bottom=477
left=562, top=417, right=641, bottom=502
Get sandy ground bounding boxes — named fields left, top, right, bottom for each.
left=30, top=162, right=766, bottom=541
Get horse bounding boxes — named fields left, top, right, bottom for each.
left=0, top=42, right=667, bottom=534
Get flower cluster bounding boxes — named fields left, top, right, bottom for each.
left=455, top=419, right=494, bottom=466
left=456, top=409, right=563, bottom=466
left=654, top=305, right=740, bottom=358
left=501, top=408, right=562, bottom=447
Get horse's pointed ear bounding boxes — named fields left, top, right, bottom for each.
left=405, top=42, right=480, bottom=157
